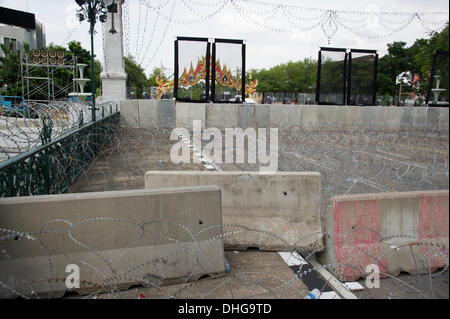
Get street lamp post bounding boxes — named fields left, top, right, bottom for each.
left=74, top=0, right=109, bottom=122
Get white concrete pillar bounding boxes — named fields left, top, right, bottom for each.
left=101, top=0, right=127, bottom=102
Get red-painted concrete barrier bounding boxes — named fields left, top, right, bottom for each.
left=317, top=190, right=449, bottom=281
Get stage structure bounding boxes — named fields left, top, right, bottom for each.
left=316, top=47, right=348, bottom=105
left=21, top=49, right=77, bottom=103
left=347, top=49, right=378, bottom=106
left=426, top=50, right=449, bottom=107
left=172, top=37, right=257, bottom=103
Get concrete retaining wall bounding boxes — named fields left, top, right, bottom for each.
left=0, top=186, right=224, bottom=298
left=119, top=100, right=449, bottom=131
left=120, top=99, right=176, bottom=128
left=316, top=190, right=449, bottom=281
left=144, top=171, right=322, bottom=252
left=176, top=102, right=206, bottom=130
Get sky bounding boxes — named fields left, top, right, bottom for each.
left=0, top=0, right=448, bottom=77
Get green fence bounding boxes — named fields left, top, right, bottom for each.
left=0, top=103, right=120, bottom=197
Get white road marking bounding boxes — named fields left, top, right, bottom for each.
left=278, top=251, right=308, bottom=266
left=319, top=291, right=341, bottom=299
left=343, top=282, right=365, bottom=291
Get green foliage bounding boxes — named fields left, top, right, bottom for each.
left=0, top=42, right=29, bottom=96
left=350, top=55, right=377, bottom=99
left=251, top=58, right=317, bottom=93
left=319, top=57, right=346, bottom=95
left=178, top=83, right=206, bottom=100
left=2, top=24, right=447, bottom=102
left=377, top=24, right=449, bottom=97
left=250, top=24, right=448, bottom=101
left=63, top=41, right=102, bottom=93
left=0, top=37, right=162, bottom=101
left=377, top=41, right=415, bottom=96
left=0, top=40, right=102, bottom=99
left=124, top=55, right=147, bottom=98
left=144, top=67, right=167, bottom=88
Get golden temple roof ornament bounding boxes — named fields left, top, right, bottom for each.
left=156, top=56, right=258, bottom=99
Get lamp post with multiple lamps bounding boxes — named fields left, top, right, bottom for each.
left=74, top=0, right=114, bottom=122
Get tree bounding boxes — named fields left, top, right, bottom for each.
left=0, top=42, right=29, bottom=96
left=377, top=42, right=414, bottom=96
left=144, top=67, right=168, bottom=88
left=413, top=24, right=449, bottom=99
left=65, top=41, right=102, bottom=93
left=377, top=24, right=449, bottom=98
left=124, top=55, right=147, bottom=98
left=251, top=58, right=317, bottom=93
left=0, top=41, right=102, bottom=99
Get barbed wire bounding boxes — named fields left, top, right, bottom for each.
left=0, top=218, right=447, bottom=299
left=0, top=104, right=448, bottom=299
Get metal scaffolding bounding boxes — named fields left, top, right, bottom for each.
left=20, top=50, right=78, bottom=103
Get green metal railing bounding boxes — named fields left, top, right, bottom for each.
left=0, top=103, right=120, bottom=197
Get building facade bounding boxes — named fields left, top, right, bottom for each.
left=0, top=7, right=46, bottom=58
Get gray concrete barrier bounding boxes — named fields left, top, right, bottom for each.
left=0, top=186, right=224, bottom=298
left=176, top=102, right=206, bottom=130
left=119, top=100, right=139, bottom=127
left=120, top=99, right=176, bottom=128
left=145, top=171, right=323, bottom=252
left=120, top=100, right=449, bottom=131
left=316, top=190, right=449, bottom=281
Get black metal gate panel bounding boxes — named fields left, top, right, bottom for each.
left=211, top=39, right=246, bottom=103
left=174, top=37, right=211, bottom=103
left=347, top=49, right=378, bottom=106
left=316, top=47, right=348, bottom=105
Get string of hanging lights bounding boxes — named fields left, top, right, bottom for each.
left=123, top=0, right=131, bottom=56
left=135, top=3, right=151, bottom=62
left=138, top=0, right=164, bottom=66
left=123, top=0, right=448, bottom=72
left=142, top=0, right=177, bottom=70
left=136, top=0, right=448, bottom=41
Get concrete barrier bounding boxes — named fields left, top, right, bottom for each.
left=301, top=105, right=361, bottom=129
left=176, top=102, right=206, bottom=130
left=120, top=100, right=449, bottom=131
left=145, top=171, right=323, bottom=252
left=270, top=105, right=302, bottom=130
left=156, top=99, right=176, bottom=128
left=317, top=190, right=449, bottom=281
left=237, top=104, right=255, bottom=128
left=205, top=103, right=239, bottom=129
left=119, top=100, right=139, bottom=127
left=138, top=99, right=157, bottom=127
left=0, top=186, right=224, bottom=298
left=119, top=99, right=176, bottom=128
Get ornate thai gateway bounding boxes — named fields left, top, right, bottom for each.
left=156, top=56, right=258, bottom=99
